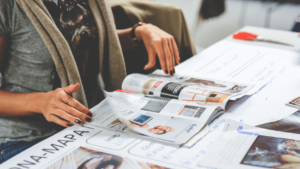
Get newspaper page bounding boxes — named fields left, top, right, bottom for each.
left=0, top=125, right=177, bottom=169
left=198, top=119, right=300, bottom=169
left=122, top=73, right=254, bottom=108
left=85, top=92, right=222, bottom=145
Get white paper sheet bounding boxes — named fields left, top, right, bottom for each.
left=176, top=41, right=299, bottom=98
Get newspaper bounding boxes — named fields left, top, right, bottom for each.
left=85, top=92, right=223, bottom=146
left=122, top=73, right=254, bottom=108
left=0, top=124, right=178, bottom=169
left=198, top=119, right=300, bottom=169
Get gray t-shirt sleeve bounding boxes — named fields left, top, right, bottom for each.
left=0, top=0, right=13, bottom=39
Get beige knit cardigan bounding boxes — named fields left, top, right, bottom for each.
left=16, top=0, right=127, bottom=107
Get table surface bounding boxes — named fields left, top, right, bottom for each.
left=2, top=26, right=300, bottom=169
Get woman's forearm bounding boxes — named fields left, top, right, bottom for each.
left=0, top=90, right=45, bottom=116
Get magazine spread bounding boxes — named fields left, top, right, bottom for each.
left=198, top=119, right=300, bottom=169
left=83, top=73, right=254, bottom=146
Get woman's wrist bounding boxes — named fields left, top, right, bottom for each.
left=135, top=24, right=147, bottom=41
left=33, top=92, right=48, bottom=114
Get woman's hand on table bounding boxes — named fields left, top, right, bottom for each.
left=135, top=24, right=180, bottom=76
left=40, top=83, right=93, bottom=127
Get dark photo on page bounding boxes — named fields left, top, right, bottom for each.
left=160, top=82, right=185, bottom=99
left=241, top=135, right=300, bottom=168
left=141, top=96, right=172, bottom=113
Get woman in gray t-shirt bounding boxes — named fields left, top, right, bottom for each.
left=0, top=0, right=181, bottom=164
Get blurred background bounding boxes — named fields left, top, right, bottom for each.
left=148, top=0, right=300, bottom=52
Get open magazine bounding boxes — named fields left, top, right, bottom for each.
left=86, top=73, right=254, bottom=146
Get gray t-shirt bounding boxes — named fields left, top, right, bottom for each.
left=0, top=0, right=64, bottom=143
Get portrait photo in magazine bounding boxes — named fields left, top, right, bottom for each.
left=46, top=147, right=170, bottom=169
left=224, top=84, right=247, bottom=94
left=241, top=135, right=300, bottom=168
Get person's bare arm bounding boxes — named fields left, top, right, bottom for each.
left=117, top=24, right=180, bottom=76
left=0, top=37, right=92, bottom=127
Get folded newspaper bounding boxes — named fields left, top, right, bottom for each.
left=87, top=73, right=254, bottom=147
left=198, top=119, right=300, bottom=169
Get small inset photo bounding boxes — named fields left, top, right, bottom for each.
left=46, top=146, right=170, bottom=169
left=241, top=135, right=300, bottom=168
left=178, top=105, right=206, bottom=118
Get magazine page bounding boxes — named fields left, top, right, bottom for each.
left=112, top=91, right=223, bottom=121
left=0, top=124, right=178, bottom=169
left=257, top=110, right=300, bottom=134
left=121, top=73, right=254, bottom=108
left=110, top=92, right=220, bottom=147
left=198, top=119, right=300, bottom=169
left=86, top=94, right=213, bottom=145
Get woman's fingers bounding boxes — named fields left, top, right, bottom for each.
left=171, top=38, right=180, bottom=64
left=153, top=40, right=168, bottom=74
left=58, top=102, right=92, bottom=123
left=162, top=38, right=173, bottom=75
left=62, top=95, right=93, bottom=117
left=168, top=38, right=176, bottom=74
left=48, top=114, right=73, bottom=127
left=53, top=109, right=83, bottom=126
left=144, top=48, right=156, bottom=70
left=62, top=83, right=80, bottom=95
